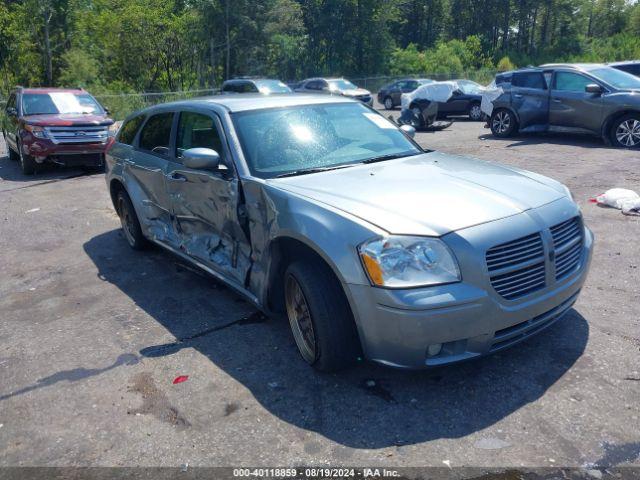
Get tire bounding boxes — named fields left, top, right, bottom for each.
left=284, top=258, right=360, bottom=372
left=610, top=113, right=640, bottom=149
left=116, top=190, right=147, bottom=250
left=490, top=109, right=517, bottom=138
left=468, top=102, right=482, bottom=121
left=409, top=105, right=424, bottom=128
left=17, top=140, right=37, bottom=175
left=383, top=96, right=394, bottom=110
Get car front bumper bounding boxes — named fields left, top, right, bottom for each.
left=22, top=135, right=112, bottom=165
left=345, top=201, right=593, bottom=369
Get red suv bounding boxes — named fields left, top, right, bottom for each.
left=2, top=87, right=115, bottom=174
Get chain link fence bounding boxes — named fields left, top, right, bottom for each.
left=94, top=88, right=219, bottom=121
left=1, top=71, right=499, bottom=121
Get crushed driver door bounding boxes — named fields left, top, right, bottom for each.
left=165, top=109, right=251, bottom=286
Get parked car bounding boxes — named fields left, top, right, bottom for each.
left=222, top=78, right=292, bottom=94
left=609, top=60, right=640, bottom=78
left=2, top=87, right=115, bottom=174
left=295, top=78, right=373, bottom=106
left=377, top=78, right=434, bottom=110
left=106, top=93, right=592, bottom=371
left=489, top=64, right=640, bottom=148
left=402, top=80, right=485, bottom=122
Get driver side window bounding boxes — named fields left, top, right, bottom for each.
left=553, top=72, right=594, bottom=92
left=175, top=112, right=224, bottom=161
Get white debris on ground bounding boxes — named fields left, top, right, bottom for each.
left=593, top=188, right=640, bottom=215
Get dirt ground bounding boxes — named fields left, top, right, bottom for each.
left=0, top=116, right=639, bottom=470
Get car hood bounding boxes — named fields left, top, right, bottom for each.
left=340, top=88, right=371, bottom=97
left=270, top=152, right=566, bottom=236
left=24, top=113, right=114, bottom=127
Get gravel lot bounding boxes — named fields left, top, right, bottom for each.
left=0, top=116, right=639, bottom=470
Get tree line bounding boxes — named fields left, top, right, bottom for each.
left=1, top=0, right=639, bottom=95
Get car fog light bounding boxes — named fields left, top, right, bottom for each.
left=427, top=343, right=442, bottom=357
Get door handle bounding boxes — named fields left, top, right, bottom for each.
left=123, top=158, right=134, bottom=165
left=167, top=172, right=187, bottom=182
left=513, top=94, right=523, bottom=98
left=552, top=98, right=562, bottom=103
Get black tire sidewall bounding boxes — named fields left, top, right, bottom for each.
left=18, top=140, right=36, bottom=174
left=117, top=190, right=147, bottom=250
left=384, top=97, right=394, bottom=110
left=284, top=259, right=360, bottom=372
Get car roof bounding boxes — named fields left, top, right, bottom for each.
left=19, top=87, right=86, bottom=94
left=538, top=63, right=608, bottom=71
left=147, top=93, right=356, bottom=113
left=608, top=60, right=640, bottom=66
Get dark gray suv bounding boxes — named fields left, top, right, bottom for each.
left=489, top=64, right=640, bottom=148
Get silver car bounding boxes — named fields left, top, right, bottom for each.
left=105, top=94, right=593, bottom=371
left=295, top=78, right=373, bottom=106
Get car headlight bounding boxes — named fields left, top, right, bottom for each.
left=24, top=124, right=47, bottom=138
left=108, top=123, right=120, bottom=137
left=358, top=236, right=461, bottom=288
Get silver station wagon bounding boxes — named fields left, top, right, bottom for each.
left=105, top=94, right=593, bottom=371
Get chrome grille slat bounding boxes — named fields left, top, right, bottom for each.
left=550, top=216, right=583, bottom=280
left=486, top=232, right=546, bottom=300
left=44, top=126, right=109, bottom=145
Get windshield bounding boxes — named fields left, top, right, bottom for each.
left=21, top=92, right=104, bottom=115
left=328, top=79, right=357, bottom=91
left=232, top=102, right=421, bottom=179
left=458, top=81, right=484, bottom=94
left=254, top=80, right=292, bottom=94
left=589, top=67, right=640, bottom=90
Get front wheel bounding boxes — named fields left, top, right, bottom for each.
left=284, top=259, right=360, bottom=372
left=18, top=141, right=37, bottom=175
left=610, top=114, right=640, bottom=149
left=490, top=109, right=517, bottom=137
left=116, top=190, right=147, bottom=250
left=383, top=96, right=394, bottom=110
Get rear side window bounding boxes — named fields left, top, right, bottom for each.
left=495, top=73, right=512, bottom=85
left=117, top=115, right=145, bottom=145
left=175, top=112, right=224, bottom=159
left=616, top=64, right=640, bottom=76
left=139, top=112, right=174, bottom=156
left=512, top=72, right=547, bottom=89
left=553, top=72, right=593, bottom=92
left=222, top=83, right=235, bottom=92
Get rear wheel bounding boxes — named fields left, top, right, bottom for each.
left=383, top=96, right=394, bottom=110
left=116, top=190, right=147, bottom=250
left=468, top=102, right=482, bottom=121
left=490, top=109, right=517, bottom=137
left=610, top=114, right=640, bottom=149
left=284, top=259, right=360, bottom=372
left=18, top=141, right=37, bottom=175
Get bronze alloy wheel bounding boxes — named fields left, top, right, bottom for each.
left=118, top=196, right=137, bottom=247
left=285, top=274, right=317, bottom=364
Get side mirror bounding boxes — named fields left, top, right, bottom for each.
left=103, top=107, right=110, bottom=115
left=6, top=107, right=17, bottom=117
left=400, top=124, right=416, bottom=138
left=182, top=147, right=221, bottom=171
left=585, top=84, right=603, bottom=94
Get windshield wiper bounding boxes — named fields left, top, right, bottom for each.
left=275, top=164, right=355, bottom=178
left=361, top=152, right=419, bottom=164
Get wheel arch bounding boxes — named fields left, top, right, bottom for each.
left=602, top=109, right=640, bottom=139
left=265, top=235, right=350, bottom=313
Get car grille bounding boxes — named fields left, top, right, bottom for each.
left=485, top=216, right=584, bottom=301
left=550, top=217, right=583, bottom=280
left=44, top=126, right=109, bottom=144
left=486, top=232, right=546, bottom=300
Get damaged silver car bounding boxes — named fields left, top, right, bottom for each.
left=105, top=94, right=593, bottom=371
